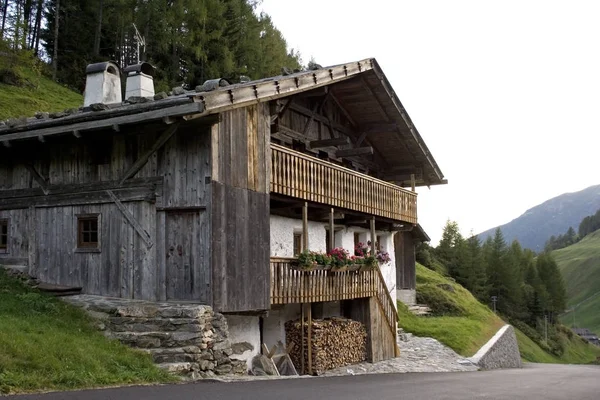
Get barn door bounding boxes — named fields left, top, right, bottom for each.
left=165, top=211, right=209, bottom=302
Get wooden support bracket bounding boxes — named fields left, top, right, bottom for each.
left=23, top=163, right=49, bottom=195
left=106, top=190, right=154, bottom=248
left=119, top=123, right=179, bottom=185
left=309, top=137, right=350, bottom=149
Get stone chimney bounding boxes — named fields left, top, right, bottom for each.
left=83, top=61, right=122, bottom=107
left=123, top=62, right=155, bottom=100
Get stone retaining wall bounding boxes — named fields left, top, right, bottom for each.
left=469, top=324, right=522, bottom=370
left=64, top=295, right=247, bottom=379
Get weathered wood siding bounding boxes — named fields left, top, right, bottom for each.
left=0, top=120, right=213, bottom=302
left=211, top=104, right=271, bottom=312
left=395, top=231, right=416, bottom=290
left=164, top=210, right=210, bottom=302
left=0, top=208, right=30, bottom=265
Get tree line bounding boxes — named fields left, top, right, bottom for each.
left=544, top=208, right=600, bottom=252
left=418, top=221, right=567, bottom=331
left=1, top=0, right=303, bottom=91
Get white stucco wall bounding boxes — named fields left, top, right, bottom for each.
left=225, top=315, right=261, bottom=371
left=262, top=304, right=301, bottom=350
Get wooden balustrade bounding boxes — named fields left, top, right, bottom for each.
left=374, top=265, right=399, bottom=356
left=270, top=144, right=417, bottom=224
left=270, top=258, right=377, bottom=304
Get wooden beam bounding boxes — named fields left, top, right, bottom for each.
left=302, top=202, right=309, bottom=251
left=328, top=208, right=335, bottom=253
left=270, top=98, right=294, bottom=124
left=336, top=147, right=373, bottom=158
left=309, top=137, right=350, bottom=148
left=370, top=217, right=376, bottom=251
left=329, top=88, right=358, bottom=127
left=23, top=164, right=49, bottom=195
left=411, top=174, right=416, bottom=192
left=307, top=303, right=313, bottom=376
left=119, top=123, right=179, bottom=185
left=106, top=190, right=154, bottom=249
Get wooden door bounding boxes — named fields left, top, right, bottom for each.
left=165, top=210, right=210, bottom=302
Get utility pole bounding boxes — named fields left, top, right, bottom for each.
left=491, top=296, right=498, bottom=313
left=544, top=315, right=548, bottom=342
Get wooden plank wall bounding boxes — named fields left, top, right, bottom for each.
left=0, top=209, right=29, bottom=265
left=0, top=121, right=213, bottom=302
left=31, top=202, right=156, bottom=299
left=211, top=104, right=271, bottom=312
left=344, top=297, right=396, bottom=363
left=395, top=231, right=416, bottom=290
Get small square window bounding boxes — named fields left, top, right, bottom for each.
left=376, top=235, right=382, bottom=251
left=77, top=215, right=100, bottom=250
left=293, top=233, right=302, bottom=257
left=0, top=219, right=8, bottom=253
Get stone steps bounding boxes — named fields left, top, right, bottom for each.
left=408, top=304, right=431, bottom=316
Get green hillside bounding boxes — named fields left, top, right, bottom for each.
left=0, top=268, right=174, bottom=395
left=553, top=230, right=600, bottom=333
left=0, top=64, right=82, bottom=121
left=399, top=264, right=600, bottom=363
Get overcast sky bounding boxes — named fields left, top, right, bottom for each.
left=260, top=0, right=600, bottom=244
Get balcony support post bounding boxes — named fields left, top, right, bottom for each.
left=302, top=202, right=309, bottom=251
left=328, top=207, right=335, bottom=252
left=370, top=217, right=376, bottom=252
left=307, top=303, right=313, bottom=375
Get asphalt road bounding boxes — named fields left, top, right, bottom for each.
left=6, top=363, right=600, bottom=400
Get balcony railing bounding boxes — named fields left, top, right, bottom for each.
left=270, top=257, right=377, bottom=304
left=270, top=144, right=417, bottom=224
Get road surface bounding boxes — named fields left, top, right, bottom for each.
left=7, top=363, right=600, bottom=400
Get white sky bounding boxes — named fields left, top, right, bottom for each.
left=260, top=0, right=600, bottom=244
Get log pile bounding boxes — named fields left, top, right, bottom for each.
left=285, top=317, right=367, bottom=374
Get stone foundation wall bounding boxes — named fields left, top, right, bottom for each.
left=469, top=324, right=522, bottom=370
left=64, top=295, right=247, bottom=379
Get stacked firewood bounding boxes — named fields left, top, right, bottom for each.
left=285, top=317, right=367, bottom=374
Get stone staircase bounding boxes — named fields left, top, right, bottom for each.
left=408, top=304, right=431, bottom=316
left=64, top=295, right=246, bottom=379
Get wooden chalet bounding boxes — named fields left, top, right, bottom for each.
left=0, top=58, right=446, bottom=372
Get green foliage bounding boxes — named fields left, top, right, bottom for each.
left=553, top=230, right=600, bottom=334
left=416, top=283, right=466, bottom=316
left=400, top=263, right=600, bottom=364
left=0, top=45, right=82, bottom=119
left=0, top=268, right=174, bottom=395
left=40, top=0, right=303, bottom=91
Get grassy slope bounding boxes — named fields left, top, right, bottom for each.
left=398, top=264, right=600, bottom=363
left=0, top=67, right=82, bottom=120
left=553, top=230, right=600, bottom=333
left=0, top=268, right=174, bottom=395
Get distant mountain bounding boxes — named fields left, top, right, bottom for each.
left=478, top=184, right=600, bottom=251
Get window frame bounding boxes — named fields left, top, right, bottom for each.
left=0, top=218, right=9, bottom=254
left=76, top=214, right=101, bottom=253
left=293, top=232, right=303, bottom=257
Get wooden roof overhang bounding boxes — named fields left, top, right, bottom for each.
left=0, top=58, right=446, bottom=187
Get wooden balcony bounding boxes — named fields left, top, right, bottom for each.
left=270, top=257, right=398, bottom=357
left=270, top=144, right=417, bottom=224
left=270, top=257, right=378, bottom=304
